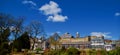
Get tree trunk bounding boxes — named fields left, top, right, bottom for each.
left=32, top=39, right=35, bottom=50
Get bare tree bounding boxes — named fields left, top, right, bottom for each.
left=0, top=13, right=14, bottom=29
left=11, top=17, right=24, bottom=40
left=0, top=13, right=15, bottom=54
left=26, top=21, right=45, bottom=50
left=0, top=13, right=15, bottom=42
left=49, top=33, right=60, bottom=50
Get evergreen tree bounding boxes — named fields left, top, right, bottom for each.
left=12, top=32, right=30, bottom=51
left=0, top=28, right=10, bottom=55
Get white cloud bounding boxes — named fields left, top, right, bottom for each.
left=90, top=32, right=112, bottom=39
left=47, top=15, right=68, bottom=22
left=40, top=1, right=61, bottom=15
left=22, top=0, right=36, bottom=6
left=47, top=31, right=61, bottom=36
left=39, top=1, right=68, bottom=22
left=115, top=12, right=120, bottom=16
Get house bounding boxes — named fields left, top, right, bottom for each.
left=59, top=32, right=92, bottom=49
left=30, top=37, right=47, bottom=50
left=113, top=40, right=120, bottom=47
left=30, top=38, right=41, bottom=50
left=116, top=40, right=120, bottom=47
left=91, top=36, right=105, bottom=50
left=104, top=39, right=113, bottom=51
left=42, top=32, right=120, bottom=51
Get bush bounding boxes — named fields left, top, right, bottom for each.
left=108, top=47, right=120, bottom=55
left=65, top=47, right=80, bottom=55
left=36, top=48, right=42, bottom=51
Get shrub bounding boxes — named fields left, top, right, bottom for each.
left=36, top=48, right=42, bottom=51
left=65, top=47, right=80, bottom=55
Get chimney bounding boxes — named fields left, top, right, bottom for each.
left=76, top=32, right=80, bottom=38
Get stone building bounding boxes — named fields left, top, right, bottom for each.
left=104, top=39, right=112, bottom=51
left=59, top=32, right=94, bottom=49
left=112, top=40, right=120, bottom=47
left=91, top=36, right=105, bottom=50
left=30, top=37, right=47, bottom=50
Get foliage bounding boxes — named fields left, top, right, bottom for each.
left=108, top=47, right=120, bottom=55
left=36, top=48, right=42, bottom=51
left=49, top=33, right=60, bottom=50
left=44, top=47, right=79, bottom=55
left=12, top=32, right=30, bottom=52
left=43, top=47, right=120, bottom=55
left=0, top=28, right=11, bottom=55
left=44, top=48, right=51, bottom=55
left=0, top=13, right=46, bottom=55
left=0, top=13, right=15, bottom=55
left=100, top=49, right=107, bottom=55
left=64, top=47, right=79, bottom=55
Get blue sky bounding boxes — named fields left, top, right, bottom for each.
left=0, top=0, right=120, bottom=40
